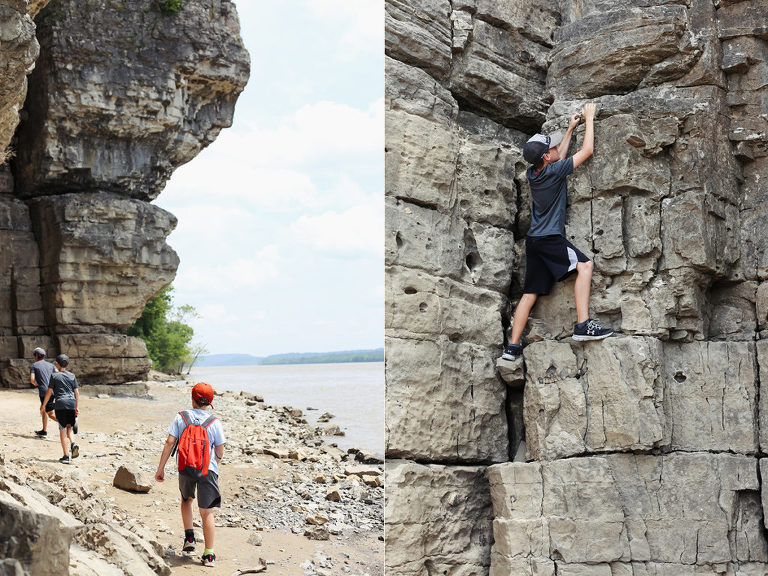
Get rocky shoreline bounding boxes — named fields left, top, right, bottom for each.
left=0, top=377, right=383, bottom=576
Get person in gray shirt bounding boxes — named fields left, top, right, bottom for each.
left=502, top=103, right=613, bottom=361
left=41, top=354, right=80, bottom=464
left=30, top=347, right=56, bottom=436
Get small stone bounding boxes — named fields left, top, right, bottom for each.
left=361, top=475, right=381, bottom=487
left=263, top=448, right=290, bottom=459
left=288, top=449, right=307, bottom=461
left=304, top=526, right=330, bottom=541
left=326, top=487, right=341, bottom=502
left=323, top=424, right=344, bottom=436
left=306, top=514, right=329, bottom=525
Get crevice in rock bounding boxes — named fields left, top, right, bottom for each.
left=395, top=194, right=442, bottom=212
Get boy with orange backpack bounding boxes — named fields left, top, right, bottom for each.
left=155, top=382, right=226, bottom=567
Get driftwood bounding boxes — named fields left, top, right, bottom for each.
left=231, top=558, right=267, bottom=575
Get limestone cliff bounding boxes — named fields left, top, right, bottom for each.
left=385, top=0, right=768, bottom=574
left=0, top=0, right=249, bottom=386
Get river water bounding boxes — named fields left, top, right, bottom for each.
left=187, top=362, right=384, bottom=459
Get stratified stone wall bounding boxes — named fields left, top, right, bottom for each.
left=0, top=0, right=249, bottom=386
left=385, top=0, right=768, bottom=573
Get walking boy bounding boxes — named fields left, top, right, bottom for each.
left=30, top=347, right=56, bottom=436
left=155, top=382, right=226, bottom=567
left=41, top=354, right=80, bottom=463
left=503, top=103, right=613, bottom=361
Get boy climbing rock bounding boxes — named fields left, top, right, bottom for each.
left=155, top=382, right=226, bottom=567
left=503, top=103, right=613, bottom=361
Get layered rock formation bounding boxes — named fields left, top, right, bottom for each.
left=385, top=0, right=768, bottom=573
left=0, top=0, right=249, bottom=386
left=0, top=452, right=170, bottom=576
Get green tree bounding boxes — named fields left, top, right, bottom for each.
left=128, top=286, right=199, bottom=373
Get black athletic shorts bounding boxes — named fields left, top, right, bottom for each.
left=179, top=470, right=221, bottom=509
left=39, top=391, right=54, bottom=413
left=54, top=409, right=76, bottom=430
left=523, top=234, right=590, bottom=295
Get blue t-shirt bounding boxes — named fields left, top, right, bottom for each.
left=526, top=157, right=574, bottom=237
left=168, top=409, right=226, bottom=475
left=31, top=360, right=55, bottom=397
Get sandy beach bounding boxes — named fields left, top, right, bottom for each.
left=0, top=376, right=383, bottom=576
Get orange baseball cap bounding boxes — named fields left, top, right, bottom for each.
left=192, top=382, right=215, bottom=407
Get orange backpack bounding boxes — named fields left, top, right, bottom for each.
left=172, top=411, right=217, bottom=479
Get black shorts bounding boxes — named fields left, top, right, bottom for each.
left=178, top=470, right=221, bottom=509
left=54, top=409, right=76, bottom=430
left=39, top=392, right=54, bottom=413
left=523, top=235, right=590, bottom=295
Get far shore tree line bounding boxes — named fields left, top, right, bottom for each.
left=127, top=285, right=205, bottom=374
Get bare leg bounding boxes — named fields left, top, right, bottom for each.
left=41, top=410, right=48, bottom=432
left=509, top=293, right=538, bottom=345
left=574, top=260, right=594, bottom=324
left=181, top=497, right=195, bottom=531
left=48, top=410, right=57, bottom=422
left=59, top=428, right=68, bottom=457
left=199, top=507, right=215, bottom=550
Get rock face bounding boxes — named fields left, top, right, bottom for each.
left=0, top=0, right=249, bottom=387
left=385, top=0, right=768, bottom=573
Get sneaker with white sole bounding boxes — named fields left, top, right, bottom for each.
left=501, top=343, right=523, bottom=361
left=182, top=537, right=196, bottom=553
left=201, top=553, right=215, bottom=567
left=572, top=318, right=614, bottom=341
left=59, top=454, right=71, bottom=464
left=70, top=443, right=79, bottom=459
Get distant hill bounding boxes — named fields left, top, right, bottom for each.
left=196, top=348, right=384, bottom=367
left=259, top=348, right=384, bottom=365
left=195, top=353, right=264, bottom=367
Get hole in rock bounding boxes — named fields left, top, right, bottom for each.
left=466, top=252, right=480, bottom=271
left=395, top=232, right=403, bottom=249
left=674, top=371, right=686, bottom=383
left=404, top=287, right=417, bottom=295
left=419, top=302, right=428, bottom=312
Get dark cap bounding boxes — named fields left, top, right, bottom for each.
left=192, top=382, right=215, bottom=407
left=55, top=354, right=70, bottom=367
left=522, top=132, right=564, bottom=163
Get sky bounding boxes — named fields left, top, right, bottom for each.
left=152, top=1, right=384, bottom=356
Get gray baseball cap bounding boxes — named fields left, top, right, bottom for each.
left=33, top=347, right=46, bottom=357
left=522, top=131, right=565, bottom=163
left=55, top=354, right=70, bottom=367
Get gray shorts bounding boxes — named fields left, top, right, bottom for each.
left=178, top=470, right=221, bottom=509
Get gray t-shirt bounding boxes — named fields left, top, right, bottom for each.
left=31, top=360, right=55, bottom=396
left=526, top=157, right=574, bottom=237
left=50, top=371, right=79, bottom=410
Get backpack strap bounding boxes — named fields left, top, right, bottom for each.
left=201, top=415, right=217, bottom=429
left=170, top=411, right=192, bottom=458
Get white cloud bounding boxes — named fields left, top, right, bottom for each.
left=290, top=204, right=382, bottom=257
left=306, top=0, right=383, bottom=54
left=158, top=99, right=382, bottom=213
left=176, top=247, right=281, bottom=294
left=243, top=98, right=384, bottom=170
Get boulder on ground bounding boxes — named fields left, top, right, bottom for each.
left=113, top=465, right=151, bottom=493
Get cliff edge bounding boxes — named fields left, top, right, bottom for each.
left=0, top=0, right=249, bottom=386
